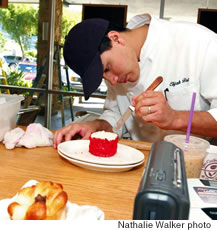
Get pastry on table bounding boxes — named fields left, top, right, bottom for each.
left=7, top=181, right=68, bottom=220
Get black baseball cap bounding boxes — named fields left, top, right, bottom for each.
left=63, top=18, right=110, bottom=100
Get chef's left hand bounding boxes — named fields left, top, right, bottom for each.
left=132, top=91, right=177, bottom=130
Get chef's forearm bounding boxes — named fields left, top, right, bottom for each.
left=172, top=111, right=217, bottom=137
left=89, top=119, right=113, bottom=132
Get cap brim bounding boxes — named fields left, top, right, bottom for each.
left=82, top=52, right=103, bottom=100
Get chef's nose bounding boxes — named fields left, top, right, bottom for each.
left=104, top=72, right=118, bottom=85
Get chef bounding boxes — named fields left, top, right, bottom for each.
left=53, top=14, right=217, bottom=148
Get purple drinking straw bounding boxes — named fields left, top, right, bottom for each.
left=185, top=92, right=196, bottom=146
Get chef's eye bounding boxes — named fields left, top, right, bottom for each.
left=104, top=67, right=109, bottom=73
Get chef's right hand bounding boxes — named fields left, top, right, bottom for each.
left=53, top=121, right=97, bottom=149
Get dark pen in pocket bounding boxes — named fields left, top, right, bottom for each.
left=164, top=88, right=169, bottom=101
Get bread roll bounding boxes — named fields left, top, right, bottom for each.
left=8, top=181, right=68, bottom=220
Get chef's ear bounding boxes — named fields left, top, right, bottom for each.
left=107, top=31, right=125, bottom=45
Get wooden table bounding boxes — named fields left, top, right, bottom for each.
left=0, top=138, right=152, bottom=220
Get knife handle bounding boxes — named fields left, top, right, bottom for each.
left=146, top=76, right=163, bottom=91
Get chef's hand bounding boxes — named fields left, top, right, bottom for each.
left=132, top=91, right=177, bottom=130
left=53, top=120, right=113, bottom=149
left=53, top=121, right=97, bottom=149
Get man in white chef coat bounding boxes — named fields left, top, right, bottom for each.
left=53, top=14, right=217, bottom=148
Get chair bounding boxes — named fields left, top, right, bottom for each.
left=17, top=105, right=41, bottom=126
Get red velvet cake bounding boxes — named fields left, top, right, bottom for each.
left=89, top=131, right=118, bottom=157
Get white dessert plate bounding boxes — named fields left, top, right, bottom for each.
left=58, top=150, right=144, bottom=172
left=58, top=148, right=144, bottom=166
left=58, top=140, right=144, bottom=166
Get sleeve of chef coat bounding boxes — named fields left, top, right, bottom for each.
left=200, top=36, right=217, bottom=121
left=98, top=81, right=127, bottom=137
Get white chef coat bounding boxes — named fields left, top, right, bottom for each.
left=99, top=14, right=217, bottom=142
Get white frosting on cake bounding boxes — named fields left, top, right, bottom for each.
left=91, top=131, right=117, bottom=141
